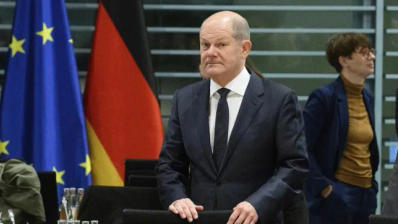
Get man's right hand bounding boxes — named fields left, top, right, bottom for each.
left=169, top=198, right=204, bottom=222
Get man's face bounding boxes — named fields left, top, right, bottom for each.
left=199, top=20, right=245, bottom=82
left=343, top=47, right=375, bottom=78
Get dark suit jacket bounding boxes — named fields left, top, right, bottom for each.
left=157, top=73, right=308, bottom=224
left=303, top=77, right=379, bottom=210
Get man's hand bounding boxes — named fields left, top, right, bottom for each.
left=168, top=198, right=204, bottom=222
left=227, top=201, right=258, bottom=224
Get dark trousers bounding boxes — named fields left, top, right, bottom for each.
left=283, top=192, right=308, bottom=224
left=309, top=181, right=377, bottom=224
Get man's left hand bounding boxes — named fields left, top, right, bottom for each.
left=227, top=201, right=258, bottom=224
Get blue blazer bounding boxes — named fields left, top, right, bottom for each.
left=157, top=74, right=309, bottom=224
left=303, top=77, right=379, bottom=208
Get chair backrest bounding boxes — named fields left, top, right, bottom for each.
left=127, top=174, right=157, bottom=187
left=37, top=171, right=59, bottom=224
left=122, top=209, right=232, bottom=224
left=78, top=186, right=162, bottom=224
left=369, top=215, right=398, bottom=224
left=124, top=159, right=157, bottom=186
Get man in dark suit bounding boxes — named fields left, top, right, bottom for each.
left=156, top=11, right=308, bottom=224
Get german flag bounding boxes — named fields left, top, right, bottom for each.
left=84, top=0, right=163, bottom=185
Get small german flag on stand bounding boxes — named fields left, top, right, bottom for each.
left=84, top=0, right=163, bottom=186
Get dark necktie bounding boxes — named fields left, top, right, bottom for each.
left=213, top=88, right=230, bottom=171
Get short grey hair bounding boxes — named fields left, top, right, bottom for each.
left=231, top=16, right=250, bottom=41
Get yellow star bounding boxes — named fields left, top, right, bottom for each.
left=52, top=166, right=65, bottom=185
left=69, top=38, right=73, bottom=44
left=9, top=36, right=25, bottom=57
left=79, top=155, right=91, bottom=176
left=36, top=23, right=54, bottom=45
left=0, top=140, right=9, bottom=155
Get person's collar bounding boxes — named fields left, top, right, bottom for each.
left=210, top=67, right=250, bottom=97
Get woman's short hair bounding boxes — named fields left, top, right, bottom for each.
left=326, top=33, right=372, bottom=73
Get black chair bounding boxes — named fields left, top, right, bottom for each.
left=78, top=186, right=162, bottom=224
left=37, top=171, right=59, bottom=224
left=369, top=215, right=398, bottom=224
left=122, top=209, right=232, bottom=224
left=127, top=174, right=157, bottom=187
left=124, top=159, right=157, bottom=187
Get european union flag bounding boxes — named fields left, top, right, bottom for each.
left=0, top=0, right=91, bottom=199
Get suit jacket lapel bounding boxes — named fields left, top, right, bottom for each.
left=190, top=80, right=217, bottom=174
left=335, top=77, right=348, bottom=159
left=219, top=74, right=264, bottom=174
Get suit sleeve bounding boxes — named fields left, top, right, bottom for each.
left=303, top=90, right=333, bottom=197
left=156, top=90, right=190, bottom=208
left=246, top=90, right=309, bottom=223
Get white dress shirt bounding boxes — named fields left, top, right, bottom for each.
left=209, top=67, right=251, bottom=152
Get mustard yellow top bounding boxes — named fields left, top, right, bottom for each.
left=335, top=75, right=373, bottom=188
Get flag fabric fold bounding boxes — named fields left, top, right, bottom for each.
left=0, top=0, right=91, bottom=198
left=84, top=0, right=163, bottom=185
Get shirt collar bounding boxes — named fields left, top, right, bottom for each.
left=209, top=67, right=251, bottom=97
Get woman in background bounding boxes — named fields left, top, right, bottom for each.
left=304, top=33, right=379, bottom=224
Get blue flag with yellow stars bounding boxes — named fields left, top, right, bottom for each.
left=0, top=0, right=91, bottom=199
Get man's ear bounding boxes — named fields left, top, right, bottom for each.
left=241, top=40, right=252, bottom=58
left=338, top=56, right=346, bottom=69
